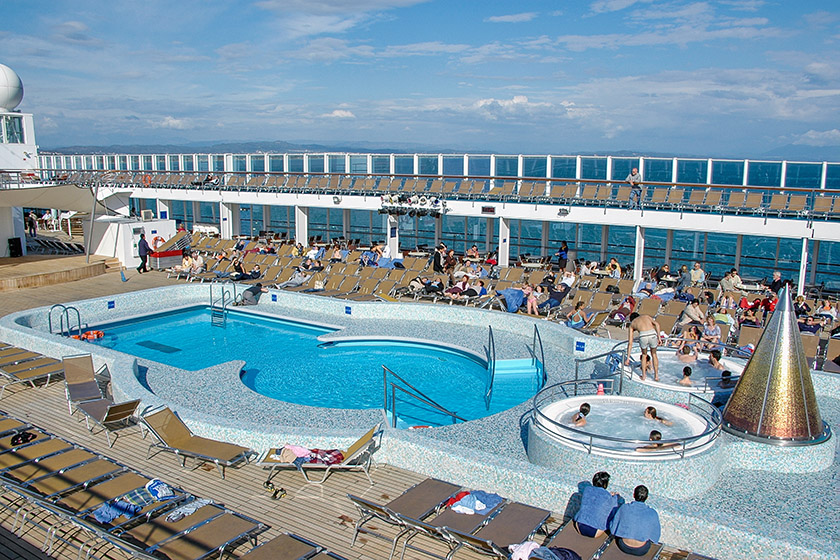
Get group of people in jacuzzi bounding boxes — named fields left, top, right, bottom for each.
left=572, top=471, right=661, bottom=556
left=572, top=403, right=685, bottom=452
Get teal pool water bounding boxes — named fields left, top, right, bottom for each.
left=91, top=307, right=536, bottom=422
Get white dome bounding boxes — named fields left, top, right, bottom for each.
left=0, top=64, right=24, bottom=111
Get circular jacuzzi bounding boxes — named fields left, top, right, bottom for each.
left=526, top=381, right=725, bottom=498
left=625, top=346, right=747, bottom=393
left=529, top=383, right=721, bottom=460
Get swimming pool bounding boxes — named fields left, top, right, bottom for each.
left=88, top=306, right=534, bottom=423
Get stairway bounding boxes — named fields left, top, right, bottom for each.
left=210, top=302, right=226, bottom=327
left=489, top=358, right=543, bottom=410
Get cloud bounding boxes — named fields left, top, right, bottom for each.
left=51, top=21, right=103, bottom=48
left=154, top=116, right=190, bottom=130
left=381, top=41, right=470, bottom=57
left=793, top=129, right=840, bottom=147
left=290, top=37, right=375, bottom=61
left=589, top=0, right=651, bottom=15
left=322, top=109, right=356, bottom=118
left=485, top=13, right=538, bottom=23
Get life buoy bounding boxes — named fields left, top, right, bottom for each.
left=152, top=236, right=165, bottom=251
left=70, top=335, right=81, bottom=340
left=81, top=330, right=104, bottom=340
left=142, top=174, right=152, bottom=186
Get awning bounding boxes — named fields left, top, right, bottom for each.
left=0, top=184, right=95, bottom=212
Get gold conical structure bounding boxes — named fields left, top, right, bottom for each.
left=722, top=286, right=830, bottom=445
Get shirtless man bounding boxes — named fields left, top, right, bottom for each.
left=626, top=313, right=661, bottom=382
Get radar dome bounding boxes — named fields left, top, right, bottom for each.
left=0, top=64, right=24, bottom=111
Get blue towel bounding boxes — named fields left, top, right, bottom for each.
left=498, top=288, right=525, bottom=312
left=93, top=500, right=141, bottom=523
left=467, top=490, right=503, bottom=513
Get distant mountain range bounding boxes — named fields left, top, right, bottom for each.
left=39, top=140, right=838, bottom=162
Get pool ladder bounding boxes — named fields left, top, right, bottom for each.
left=209, top=284, right=233, bottom=328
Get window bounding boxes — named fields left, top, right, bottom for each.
left=610, top=158, right=639, bottom=182
left=2, top=115, right=24, bottom=143
left=232, top=155, right=247, bottom=172
left=785, top=163, right=821, bottom=189
left=168, top=155, right=180, bottom=171
left=442, top=156, right=463, bottom=176
left=747, top=161, right=781, bottom=188
left=495, top=156, right=518, bottom=177
left=196, top=155, right=208, bottom=172
left=307, top=155, right=324, bottom=173
left=269, top=155, right=284, bottom=172
left=711, top=160, right=744, bottom=185
left=551, top=157, right=576, bottom=180
left=327, top=155, right=344, bottom=174
left=522, top=157, right=547, bottom=179
left=676, top=159, right=707, bottom=184
left=418, top=156, right=438, bottom=175
left=371, top=156, right=390, bottom=174
left=250, top=155, right=266, bottom=172
left=580, top=157, right=607, bottom=180
left=644, top=159, right=672, bottom=182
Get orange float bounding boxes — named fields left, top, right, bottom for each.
left=81, top=330, right=104, bottom=340
left=152, top=236, right=165, bottom=251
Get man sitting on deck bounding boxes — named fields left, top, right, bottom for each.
left=609, top=485, right=661, bottom=556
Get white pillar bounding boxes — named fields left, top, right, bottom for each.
left=434, top=215, right=442, bottom=247
left=294, top=206, right=309, bottom=245
left=665, top=230, right=673, bottom=266
left=343, top=209, right=351, bottom=240
left=600, top=225, right=609, bottom=262
left=220, top=202, right=239, bottom=239
left=191, top=201, right=201, bottom=226
left=262, top=206, right=272, bottom=234
left=155, top=199, right=170, bottom=221
left=498, top=217, right=510, bottom=267
left=798, top=238, right=808, bottom=295
left=810, top=240, right=820, bottom=285
left=387, top=214, right=400, bottom=257
left=734, top=234, right=743, bottom=270
left=541, top=222, right=550, bottom=257
left=634, top=226, right=646, bottom=285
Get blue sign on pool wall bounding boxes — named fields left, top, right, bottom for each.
left=107, top=301, right=115, bottom=309
left=345, top=306, right=352, bottom=315
left=271, top=294, right=277, bottom=302
left=575, top=340, right=585, bottom=352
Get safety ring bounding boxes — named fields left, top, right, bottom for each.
left=82, top=330, right=104, bottom=340
left=142, top=174, right=152, bottom=186
left=70, top=335, right=81, bottom=340
left=152, top=236, right=165, bottom=251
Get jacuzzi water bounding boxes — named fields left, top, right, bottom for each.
left=630, top=349, right=746, bottom=390
left=535, top=396, right=715, bottom=455
left=88, top=306, right=535, bottom=422
left=557, top=402, right=697, bottom=443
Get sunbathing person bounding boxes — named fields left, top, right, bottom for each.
left=700, top=317, right=721, bottom=349
left=278, top=269, right=308, bottom=288
left=677, top=366, right=693, bottom=386
left=644, top=406, right=673, bottom=426
left=189, top=253, right=205, bottom=274
left=566, top=301, right=593, bottom=330
left=445, top=278, right=471, bottom=299
left=460, top=279, right=487, bottom=299
left=572, top=402, right=590, bottom=427
left=573, top=471, right=621, bottom=539
left=636, top=430, right=679, bottom=452
left=173, top=253, right=194, bottom=273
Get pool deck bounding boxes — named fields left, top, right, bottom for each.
left=0, top=263, right=838, bottom=560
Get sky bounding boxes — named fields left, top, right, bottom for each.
left=2, top=0, right=839, bottom=157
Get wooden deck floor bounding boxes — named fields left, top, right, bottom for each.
left=0, top=264, right=691, bottom=560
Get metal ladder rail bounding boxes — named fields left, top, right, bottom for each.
left=383, top=366, right=467, bottom=428
left=209, top=283, right=234, bottom=327
left=484, top=326, right=496, bottom=409
left=48, top=304, right=83, bottom=337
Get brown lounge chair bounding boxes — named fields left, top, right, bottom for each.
left=598, top=537, right=663, bottom=560
left=240, top=533, right=348, bottom=560
left=348, top=478, right=461, bottom=560
left=75, top=397, right=141, bottom=447
left=257, top=423, right=381, bottom=486
left=63, top=354, right=108, bottom=414
left=141, top=408, right=254, bottom=478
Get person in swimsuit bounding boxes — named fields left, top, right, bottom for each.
left=572, top=402, right=590, bottom=427
left=626, top=313, right=662, bottom=382
left=566, top=301, right=592, bottom=330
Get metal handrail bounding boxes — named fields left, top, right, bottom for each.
left=484, top=326, right=496, bottom=408
left=574, top=340, right=627, bottom=395
left=48, top=304, right=83, bottom=337
left=31, top=167, right=840, bottom=195
left=531, top=380, right=722, bottom=458
left=532, top=324, right=547, bottom=386
left=383, top=366, right=467, bottom=428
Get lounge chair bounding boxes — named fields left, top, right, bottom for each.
left=120, top=501, right=264, bottom=560
left=547, top=523, right=610, bottom=560
left=240, top=533, right=341, bottom=560
left=0, top=359, right=64, bottom=399
left=63, top=354, right=108, bottom=414
left=598, top=538, right=663, bottom=560
left=75, top=398, right=141, bottom=447
left=258, top=423, right=381, bottom=486
left=348, top=478, right=461, bottom=559
left=140, top=407, right=253, bottom=478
